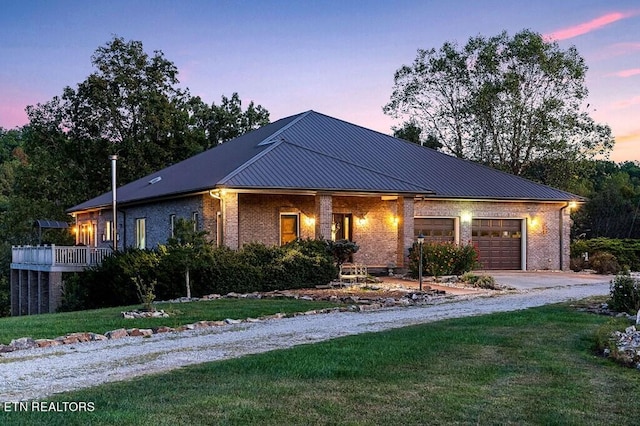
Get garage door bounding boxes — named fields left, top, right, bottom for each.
left=472, top=219, right=522, bottom=270
left=414, top=218, right=455, bottom=243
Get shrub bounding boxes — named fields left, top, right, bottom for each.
left=65, top=249, right=161, bottom=310
left=58, top=273, right=89, bottom=312
left=459, top=272, right=498, bottom=289
left=571, top=238, right=640, bottom=271
left=589, top=251, right=621, bottom=275
left=64, top=239, right=338, bottom=311
left=133, top=277, right=157, bottom=311
left=408, top=242, right=478, bottom=278
left=327, top=239, right=359, bottom=266
left=609, top=273, right=640, bottom=314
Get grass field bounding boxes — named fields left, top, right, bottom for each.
left=0, top=298, right=340, bottom=344
left=2, top=302, right=639, bottom=425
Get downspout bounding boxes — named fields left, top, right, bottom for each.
left=209, top=190, right=224, bottom=247
left=559, top=202, right=571, bottom=271
left=118, top=209, right=127, bottom=249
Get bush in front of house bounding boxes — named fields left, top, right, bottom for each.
left=326, top=239, right=359, bottom=266
left=60, top=239, right=337, bottom=311
left=589, top=252, right=622, bottom=275
left=609, top=273, right=640, bottom=315
left=62, top=248, right=160, bottom=310
left=408, top=242, right=478, bottom=278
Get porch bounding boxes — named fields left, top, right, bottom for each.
left=11, top=245, right=112, bottom=272
left=10, top=245, right=112, bottom=315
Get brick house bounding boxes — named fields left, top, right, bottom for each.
left=68, top=110, right=581, bottom=272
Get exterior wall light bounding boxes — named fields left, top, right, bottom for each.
left=529, top=217, right=539, bottom=228
left=357, top=216, right=367, bottom=226
left=460, top=211, right=472, bottom=223
left=305, top=216, right=316, bottom=227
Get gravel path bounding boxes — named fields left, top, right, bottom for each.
left=0, top=282, right=609, bottom=401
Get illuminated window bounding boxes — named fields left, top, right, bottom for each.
left=136, top=218, right=146, bottom=249
left=104, top=220, right=112, bottom=241
left=280, top=214, right=299, bottom=246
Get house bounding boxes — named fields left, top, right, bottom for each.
left=66, top=110, right=580, bottom=273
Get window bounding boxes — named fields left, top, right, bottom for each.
left=280, top=214, right=299, bottom=246
left=414, top=218, right=455, bottom=243
left=136, top=218, right=146, bottom=249
left=104, top=220, right=112, bottom=241
left=169, top=214, right=176, bottom=238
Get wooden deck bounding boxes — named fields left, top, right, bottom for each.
left=11, top=245, right=112, bottom=272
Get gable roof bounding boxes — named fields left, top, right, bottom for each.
left=69, top=110, right=580, bottom=212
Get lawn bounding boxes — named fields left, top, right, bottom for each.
left=3, top=302, right=640, bottom=425
left=0, top=298, right=340, bottom=344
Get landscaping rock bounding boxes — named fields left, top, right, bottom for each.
left=10, top=337, right=37, bottom=350
left=0, top=344, right=16, bottom=353
left=128, top=328, right=153, bottom=337
left=105, top=328, right=128, bottom=340
left=152, top=326, right=175, bottom=334
left=90, top=333, right=108, bottom=341
left=35, top=339, right=61, bottom=348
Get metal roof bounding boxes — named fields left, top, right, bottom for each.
left=68, top=110, right=580, bottom=213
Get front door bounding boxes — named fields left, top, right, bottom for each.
left=331, top=213, right=353, bottom=241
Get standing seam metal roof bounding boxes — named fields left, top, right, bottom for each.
left=68, top=110, right=580, bottom=213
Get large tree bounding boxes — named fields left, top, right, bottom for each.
left=10, top=36, right=270, bottom=242
left=384, top=30, right=613, bottom=176
left=190, top=92, right=270, bottom=149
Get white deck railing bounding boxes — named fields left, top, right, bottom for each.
left=12, top=245, right=112, bottom=267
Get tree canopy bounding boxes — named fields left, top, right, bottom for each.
left=7, top=36, right=270, bottom=244
left=384, top=29, right=614, bottom=176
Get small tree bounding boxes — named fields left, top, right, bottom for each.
left=162, top=218, right=210, bottom=299
left=327, top=239, right=359, bottom=266
left=133, top=276, right=157, bottom=312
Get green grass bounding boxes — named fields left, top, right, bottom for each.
left=3, top=303, right=640, bottom=425
left=0, top=299, right=340, bottom=344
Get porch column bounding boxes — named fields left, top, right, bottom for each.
left=223, top=192, right=239, bottom=250
left=19, top=270, right=28, bottom=315
left=10, top=269, right=19, bottom=316
left=28, top=270, right=38, bottom=315
left=397, top=196, right=415, bottom=267
left=49, top=272, right=63, bottom=313
left=315, top=193, right=332, bottom=240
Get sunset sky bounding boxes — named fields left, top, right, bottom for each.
left=1, top=1, right=638, bottom=162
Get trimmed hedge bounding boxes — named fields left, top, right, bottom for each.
left=60, top=239, right=338, bottom=311
left=571, top=238, right=640, bottom=272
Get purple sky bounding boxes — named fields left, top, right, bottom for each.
left=1, top=1, right=638, bottom=162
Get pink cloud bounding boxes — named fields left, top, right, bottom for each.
left=545, top=11, right=636, bottom=41
left=615, top=130, right=640, bottom=144
left=612, top=96, right=640, bottom=109
left=609, top=68, right=640, bottom=78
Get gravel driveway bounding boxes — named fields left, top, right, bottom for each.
left=1, top=281, right=610, bottom=401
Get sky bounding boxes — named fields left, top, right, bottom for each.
left=1, top=0, right=639, bottom=162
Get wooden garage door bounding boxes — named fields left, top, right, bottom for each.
left=414, top=218, right=455, bottom=243
left=472, top=219, right=522, bottom=270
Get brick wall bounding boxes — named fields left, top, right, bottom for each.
left=414, top=199, right=570, bottom=270
left=75, top=192, right=570, bottom=271
left=238, top=193, right=316, bottom=246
